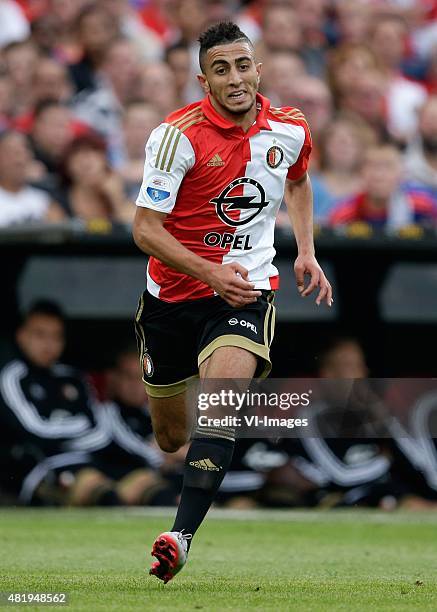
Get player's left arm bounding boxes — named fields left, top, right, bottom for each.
left=284, top=173, right=333, bottom=307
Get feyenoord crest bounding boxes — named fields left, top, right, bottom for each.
left=266, top=145, right=284, bottom=169
left=142, top=352, right=154, bottom=378
left=210, top=177, right=269, bottom=227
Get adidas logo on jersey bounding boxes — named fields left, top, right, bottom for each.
left=189, top=458, right=221, bottom=471
left=207, top=154, right=225, bottom=167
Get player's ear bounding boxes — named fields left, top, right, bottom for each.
left=256, top=62, right=262, bottom=84
left=197, top=73, right=210, bottom=94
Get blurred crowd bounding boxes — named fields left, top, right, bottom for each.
left=0, top=0, right=436, bottom=231
left=1, top=299, right=437, bottom=510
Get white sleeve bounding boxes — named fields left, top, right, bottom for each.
left=136, top=123, right=196, bottom=214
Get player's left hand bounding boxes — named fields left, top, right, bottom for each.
left=294, top=254, right=333, bottom=307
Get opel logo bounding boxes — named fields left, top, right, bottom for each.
left=210, top=177, right=269, bottom=227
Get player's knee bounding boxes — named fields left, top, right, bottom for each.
left=155, top=429, right=186, bottom=453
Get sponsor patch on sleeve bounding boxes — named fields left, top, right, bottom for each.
left=145, top=176, right=171, bottom=203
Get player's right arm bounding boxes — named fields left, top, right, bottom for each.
left=133, top=123, right=260, bottom=307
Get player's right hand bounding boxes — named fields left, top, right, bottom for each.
left=206, top=263, right=261, bottom=308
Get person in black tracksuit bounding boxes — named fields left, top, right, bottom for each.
left=0, top=301, right=114, bottom=505
left=270, top=340, right=437, bottom=508
left=91, top=348, right=180, bottom=506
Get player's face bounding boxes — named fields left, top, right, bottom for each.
left=198, top=41, right=261, bottom=117
left=17, top=314, right=65, bottom=369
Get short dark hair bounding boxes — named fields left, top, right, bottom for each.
left=23, top=300, right=65, bottom=325
left=198, top=22, right=253, bottom=72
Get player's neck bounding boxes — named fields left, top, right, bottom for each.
left=209, top=96, right=257, bottom=133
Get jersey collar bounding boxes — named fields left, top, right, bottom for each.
left=201, top=93, right=272, bottom=132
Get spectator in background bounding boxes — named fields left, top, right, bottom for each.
left=369, top=14, right=427, bottom=143
left=339, top=68, right=389, bottom=140
left=0, top=300, right=116, bottom=506
left=28, top=100, right=74, bottom=188
left=31, top=58, right=73, bottom=105
left=294, top=0, right=328, bottom=77
left=327, top=42, right=379, bottom=109
left=329, top=144, right=437, bottom=230
left=137, top=61, right=178, bottom=120
left=316, top=340, right=437, bottom=509
left=261, top=52, right=306, bottom=107
left=44, top=0, right=89, bottom=63
left=269, top=337, right=398, bottom=509
left=311, top=115, right=377, bottom=224
left=334, top=0, right=371, bottom=45
left=72, top=37, right=141, bottom=166
left=119, top=101, right=160, bottom=200
left=173, top=0, right=206, bottom=47
left=56, top=133, right=133, bottom=224
left=68, top=2, right=119, bottom=93
left=166, top=42, right=193, bottom=107
left=11, top=61, right=74, bottom=134
left=261, top=337, right=392, bottom=508
left=2, top=40, right=39, bottom=117
left=0, top=131, right=64, bottom=227
left=257, top=4, right=302, bottom=62
left=404, top=95, right=437, bottom=200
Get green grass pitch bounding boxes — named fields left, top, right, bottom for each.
left=1, top=508, right=437, bottom=611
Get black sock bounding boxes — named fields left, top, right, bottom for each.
left=171, top=437, right=235, bottom=542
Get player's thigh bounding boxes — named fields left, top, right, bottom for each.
left=199, top=346, right=257, bottom=379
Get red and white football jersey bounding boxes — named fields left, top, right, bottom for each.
left=136, top=93, right=311, bottom=302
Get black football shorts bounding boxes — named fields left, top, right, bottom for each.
left=134, top=289, right=276, bottom=398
